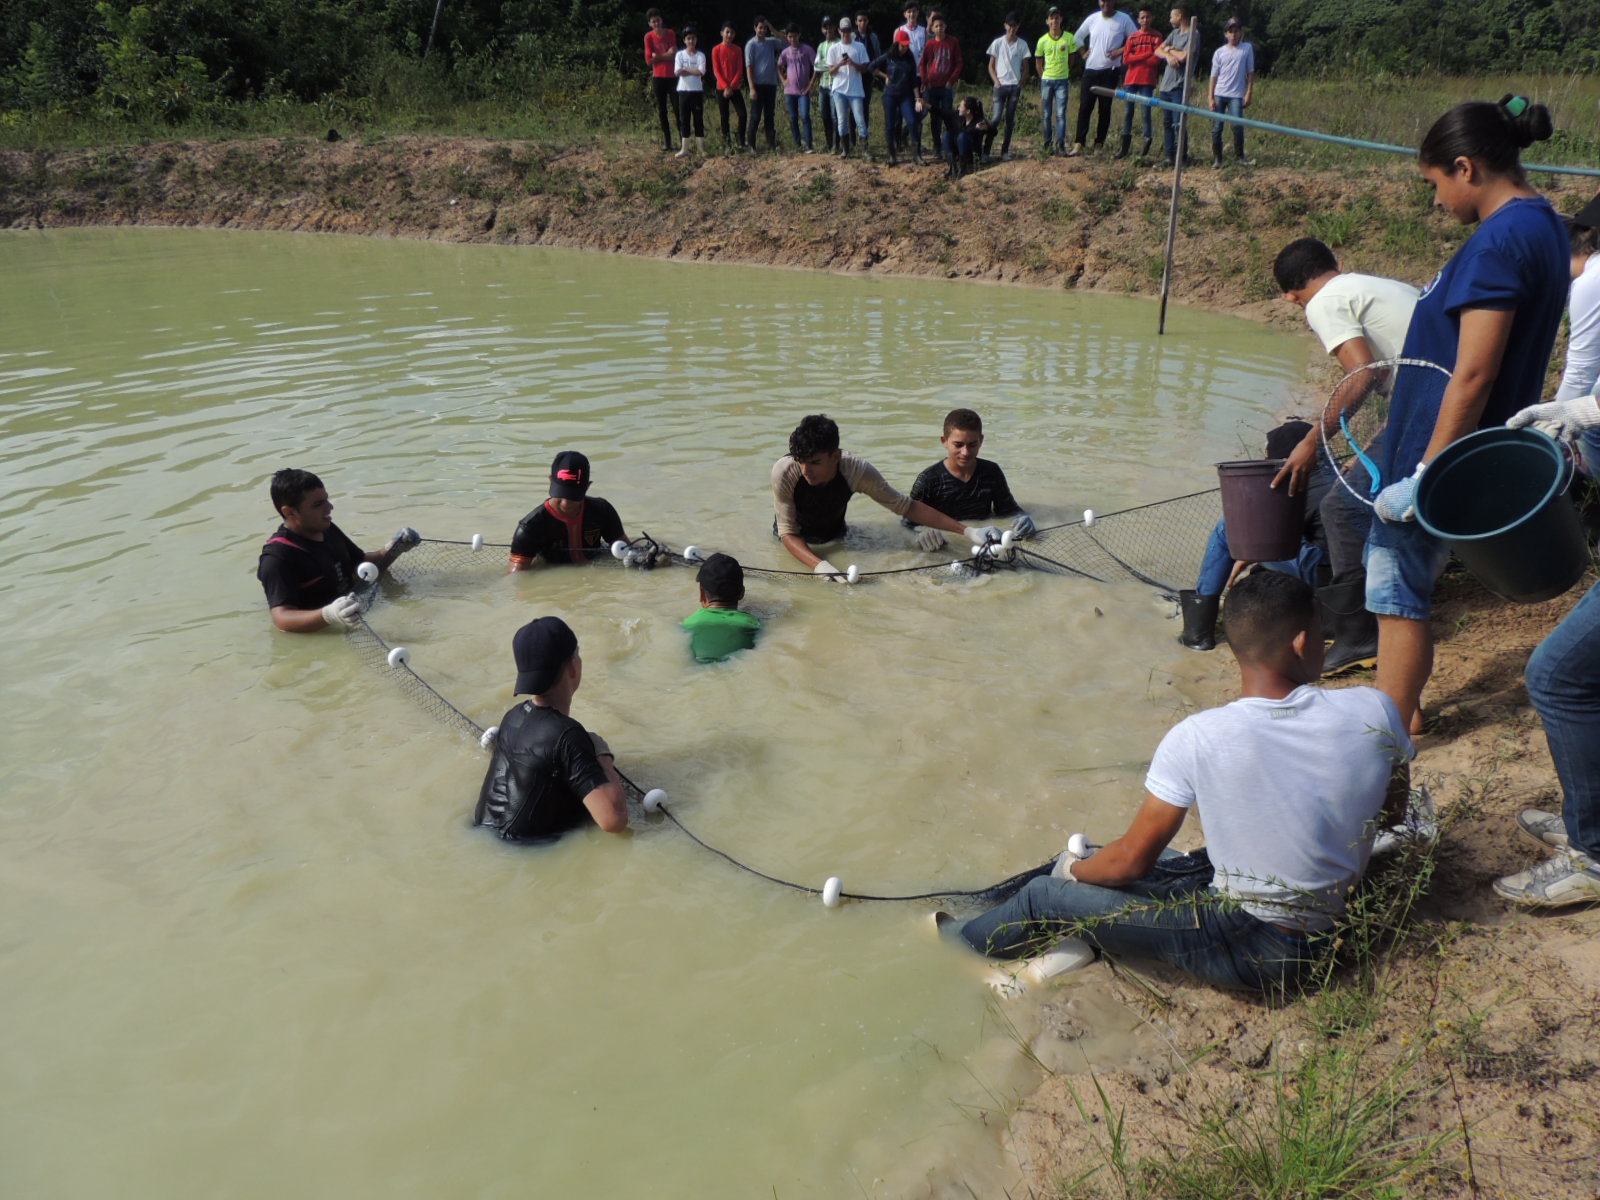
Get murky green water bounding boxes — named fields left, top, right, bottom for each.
left=0, top=228, right=1308, bottom=1197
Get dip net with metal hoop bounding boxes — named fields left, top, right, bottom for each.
left=342, top=486, right=1223, bottom=908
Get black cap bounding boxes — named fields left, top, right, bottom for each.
left=1046, top=6, right=1062, bottom=16
left=1004, top=10, right=1020, bottom=23
left=1575, top=191, right=1600, bottom=230
left=513, top=616, right=578, bottom=695
left=549, top=450, right=591, bottom=500
left=1224, top=16, right=1242, bottom=28
left=822, top=13, right=837, bottom=25
left=1265, top=419, right=1313, bottom=460
left=696, top=553, right=745, bottom=604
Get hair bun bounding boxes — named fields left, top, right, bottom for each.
left=1498, top=94, right=1554, bottom=148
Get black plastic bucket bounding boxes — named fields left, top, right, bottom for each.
left=1217, top=458, right=1307, bottom=562
left=1415, top=426, right=1587, bottom=604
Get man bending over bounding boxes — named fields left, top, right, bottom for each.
left=944, top=570, right=1413, bottom=993
left=772, top=413, right=1000, bottom=578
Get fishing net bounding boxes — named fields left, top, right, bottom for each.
left=343, top=488, right=1221, bottom=906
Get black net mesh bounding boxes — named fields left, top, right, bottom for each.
left=343, top=490, right=1220, bottom=905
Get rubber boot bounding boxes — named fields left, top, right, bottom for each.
left=1319, top=579, right=1379, bottom=675
left=674, top=138, right=690, bottom=159
left=1140, top=137, right=1152, bottom=158
left=695, top=136, right=706, bottom=156
left=1113, top=134, right=1131, bottom=160
left=1178, top=589, right=1220, bottom=651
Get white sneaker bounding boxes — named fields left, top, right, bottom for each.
left=1493, top=848, right=1600, bottom=909
left=1371, top=787, right=1439, bottom=857
left=1517, top=808, right=1569, bottom=849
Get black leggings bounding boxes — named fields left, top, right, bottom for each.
left=716, top=89, right=748, bottom=145
left=652, top=77, right=680, bottom=147
left=678, top=92, right=705, bottom=138
left=749, top=83, right=778, bottom=148
left=1075, top=67, right=1117, bottom=146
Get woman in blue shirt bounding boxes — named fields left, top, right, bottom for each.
left=1368, top=95, right=1568, bottom=735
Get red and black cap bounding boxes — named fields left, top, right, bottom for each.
left=549, top=451, right=591, bottom=500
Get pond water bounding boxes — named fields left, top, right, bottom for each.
left=0, top=228, right=1309, bottom=1197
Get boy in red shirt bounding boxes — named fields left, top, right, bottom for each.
left=644, top=9, right=680, bottom=152
left=711, top=21, right=750, bottom=152
left=919, top=11, right=964, bottom=160
left=1115, top=6, right=1163, bottom=158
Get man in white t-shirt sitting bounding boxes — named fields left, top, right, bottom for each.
left=1272, top=237, right=1421, bottom=675
left=944, top=569, right=1413, bottom=993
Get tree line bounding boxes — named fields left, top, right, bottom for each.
left=3, top=0, right=1596, bottom=123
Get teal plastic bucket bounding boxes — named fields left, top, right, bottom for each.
left=1415, top=426, right=1587, bottom=604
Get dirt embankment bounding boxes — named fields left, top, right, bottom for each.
left=5, top=134, right=1598, bottom=1198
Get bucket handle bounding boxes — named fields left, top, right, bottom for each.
left=1558, top=440, right=1579, bottom=496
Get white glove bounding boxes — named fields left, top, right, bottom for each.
left=1050, top=834, right=1098, bottom=879
left=1011, top=512, right=1037, bottom=539
left=321, top=594, right=361, bottom=628
left=1374, top=462, right=1424, bottom=524
left=623, top=547, right=654, bottom=568
left=1506, top=396, right=1600, bottom=441
left=385, top=526, right=422, bottom=555
left=589, top=731, right=613, bottom=759
left=965, top=525, right=1003, bottom=546
left=913, top=526, right=948, bottom=552
left=813, top=559, right=846, bottom=582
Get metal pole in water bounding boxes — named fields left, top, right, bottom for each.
left=1159, top=19, right=1198, bottom=335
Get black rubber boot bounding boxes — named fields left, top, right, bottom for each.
left=1139, top=137, right=1152, bottom=158
left=1319, top=579, right=1379, bottom=675
left=1113, top=134, right=1131, bottom=160
left=1178, top=589, right=1220, bottom=651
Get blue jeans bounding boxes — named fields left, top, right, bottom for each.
left=785, top=92, right=813, bottom=149
left=1041, top=78, right=1070, bottom=148
left=1526, top=579, right=1600, bottom=860
left=1121, top=83, right=1154, bottom=140
left=990, top=84, right=1020, bottom=154
left=956, top=849, right=1328, bottom=992
left=1160, top=84, right=1187, bottom=161
left=831, top=91, right=866, bottom=143
left=883, top=91, right=918, bottom=154
left=1364, top=519, right=1450, bottom=622
left=1212, top=94, right=1245, bottom=158
left=1195, top=518, right=1325, bottom=596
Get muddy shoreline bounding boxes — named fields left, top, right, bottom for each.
left=6, top=135, right=1598, bottom=1199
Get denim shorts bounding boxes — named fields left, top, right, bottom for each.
left=1364, top=517, right=1451, bottom=621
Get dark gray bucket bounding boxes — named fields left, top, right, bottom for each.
left=1217, top=458, right=1306, bottom=562
left=1415, top=426, right=1588, bottom=604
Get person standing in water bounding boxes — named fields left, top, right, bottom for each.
left=1366, top=96, right=1567, bottom=736
left=508, top=452, right=632, bottom=570
left=256, top=468, right=419, bottom=633
left=683, top=553, right=762, bottom=663
left=905, top=409, right=1035, bottom=549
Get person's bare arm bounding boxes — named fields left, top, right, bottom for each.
left=988, top=55, right=1000, bottom=86
left=270, top=605, right=331, bottom=633
left=903, top=498, right=967, bottom=536
left=1069, top=793, right=1187, bottom=887
left=1423, top=307, right=1517, bottom=461
left=1273, top=334, right=1382, bottom=493
left=780, top=533, right=825, bottom=569
left=582, top=779, right=630, bottom=833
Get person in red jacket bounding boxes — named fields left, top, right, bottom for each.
left=711, top=20, right=750, bottom=152
left=644, top=9, right=681, bottom=152
left=1115, top=6, right=1163, bottom=158
left=919, top=11, right=964, bottom=161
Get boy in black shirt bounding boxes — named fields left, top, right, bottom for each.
left=905, top=409, right=1036, bottom=550
left=256, top=467, right=419, bottom=632
left=509, top=451, right=631, bottom=570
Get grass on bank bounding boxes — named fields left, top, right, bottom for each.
left=4, top=62, right=1600, bottom=179
left=1046, top=823, right=1482, bottom=1200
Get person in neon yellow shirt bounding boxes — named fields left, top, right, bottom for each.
left=1034, top=7, right=1076, bottom=154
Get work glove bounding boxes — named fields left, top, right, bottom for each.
left=813, top=559, right=847, bottom=582
left=1373, top=463, right=1424, bottom=524
left=321, top=594, right=361, bottom=629
left=1506, top=396, right=1600, bottom=441
left=386, top=526, right=422, bottom=555
left=589, top=731, right=614, bottom=759
left=913, top=525, right=948, bottom=552
left=1050, top=834, right=1098, bottom=880
left=964, top=524, right=1003, bottom=546
left=1011, top=512, right=1037, bottom=539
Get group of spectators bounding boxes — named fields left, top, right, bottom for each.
left=644, top=1, right=1257, bottom=172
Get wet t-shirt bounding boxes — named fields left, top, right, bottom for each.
left=683, top=606, right=762, bottom=663
left=510, top=498, right=626, bottom=565
left=257, top=522, right=365, bottom=611
left=905, top=458, right=1021, bottom=523
left=474, top=702, right=612, bottom=841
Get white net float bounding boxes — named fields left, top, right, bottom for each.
left=471, top=533, right=484, bottom=551
left=845, top=565, right=859, bottom=584
left=356, top=561, right=380, bottom=583
left=1067, top=832, right=1089, bottom=858
left=480, top=725, right=499, bottom=749
left=610, top=540, right=630, bottom=560
left=642, top=788, right=667, bottom=813
left=1000, top=530, right=1015, bottom=550
left=683, top=545, right=703, bottom=562
left=1083, top=509, right=1096, bottom=528
left=821, top=876, right=843, bottom=907
left=386, top=646, right=410, bottom=668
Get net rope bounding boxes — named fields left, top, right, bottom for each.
left=345, top=488, right=1220, bottom=905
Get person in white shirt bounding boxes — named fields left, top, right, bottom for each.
left=672, top=28, right=708, bottom=157
left=826, top=18, right=871, bottom=158
left=1208, top=16, right=1256, bottom=165
left=1069, top=0, right=1135, bottom=156
left=943, top=569, right=1413, bottom=994
left=1554, top=192, right=1600, bottom=476
left=985, top=11, right=1031, bottom=161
